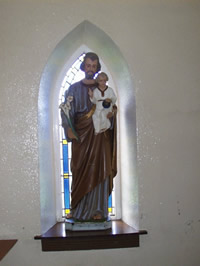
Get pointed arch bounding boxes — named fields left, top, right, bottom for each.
left=38, top=20, right=138, bottom=233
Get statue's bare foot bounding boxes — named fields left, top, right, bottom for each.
left=93, top=214, right=102, bottom=220
left=66, top=213, right=73, bottom=219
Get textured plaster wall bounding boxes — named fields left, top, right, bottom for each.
left=0, top=0, right=200, bottom=266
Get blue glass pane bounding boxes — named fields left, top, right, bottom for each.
left=63, top=144, right=69, bottom=174
left=64, top=178, right=70, bottom=209
left=108, top=194, right=112, bottom=208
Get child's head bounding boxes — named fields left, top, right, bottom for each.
left=96, top=72, right=109, bottom=86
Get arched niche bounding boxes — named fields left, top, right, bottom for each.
left=38, top=20, right=138, bottom=233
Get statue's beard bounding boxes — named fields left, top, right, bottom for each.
left=85, top=71, right=95, bottom=80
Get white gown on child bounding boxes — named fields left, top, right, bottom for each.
left=91, top=86, right=117, bottom=134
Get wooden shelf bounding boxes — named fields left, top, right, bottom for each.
left=35, top=220, right=147, bottom=251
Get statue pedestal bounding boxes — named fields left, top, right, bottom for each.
left=65, top=218, right=112, bottom=231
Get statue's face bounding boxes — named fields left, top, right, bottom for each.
left=84, top=58, right=98, bottom=79
left=97, top=76, right=107, bottom=87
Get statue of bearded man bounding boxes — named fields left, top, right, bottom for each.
left=61, top=52, right=117, bottom=221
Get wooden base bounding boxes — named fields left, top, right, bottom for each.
left=65, top=218, right=112, bottom=231
left=35, top=220, right=147, bottom=251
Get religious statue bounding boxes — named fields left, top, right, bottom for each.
left=60, top=52, right=117, bottom=223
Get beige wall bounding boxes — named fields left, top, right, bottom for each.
left=0, top=0, right=200, bottom=265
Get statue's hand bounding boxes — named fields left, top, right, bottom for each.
left=107, top=112, right=113, bottom=119
left=105, top=98, right=112, bottom=103
left=67, top=128, right=77, bottom=140
left=107, top=105, right=117, bottom=119
left=88, top=88, right=93, bottom=98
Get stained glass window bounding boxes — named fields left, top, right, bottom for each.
left=59, top=53, right=115, bottom=218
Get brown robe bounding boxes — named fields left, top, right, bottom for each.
left=71, top=111, right=117, bottom=209
left=61, top=80, right=117, bottom=212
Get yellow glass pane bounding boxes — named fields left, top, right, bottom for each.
left=65, top=209, right=70, bottom=214
left=64, top=173, right=69, bottom=178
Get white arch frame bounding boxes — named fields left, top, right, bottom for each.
left=38, top=20, right=138, bottom=233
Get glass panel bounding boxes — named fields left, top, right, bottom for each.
left=64, top=178, right=70, bottom=210
left=62, top=142, right=69, bottom=174
left=108, top=194, right=112, bottom=214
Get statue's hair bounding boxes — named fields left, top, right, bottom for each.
left=96, top=72, right=109, bottom=82
left=80, top=52, right=101, bottom=72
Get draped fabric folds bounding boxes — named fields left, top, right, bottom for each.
left=71, top=113, right=117, bottom=210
